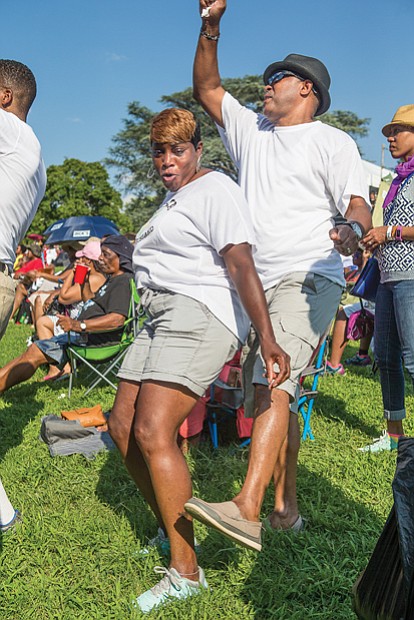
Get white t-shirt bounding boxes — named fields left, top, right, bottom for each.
left=133, top=171, right=255, bottom=342
left=0, top=109, right=46, bottom=268
left=219, top=93, right=370, bottom=289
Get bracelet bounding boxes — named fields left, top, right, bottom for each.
left=395, top=225, right=403, bottom=242
left=386, top=225, right=393, bottom=241
left=200, top=28, right=220, bottom=41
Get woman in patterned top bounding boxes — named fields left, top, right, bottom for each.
left=360, top=105, right=414, bottom=452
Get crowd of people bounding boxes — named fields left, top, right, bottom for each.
left=1, top=0, right=414, bottom=613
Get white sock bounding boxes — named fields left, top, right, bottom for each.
left=0, top=478, right=16, bottom=525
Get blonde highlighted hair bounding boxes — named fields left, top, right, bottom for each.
left=150, top=108, right=201, bottom=146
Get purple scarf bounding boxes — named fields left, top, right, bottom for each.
left=383, top=153, right=414, bottom=209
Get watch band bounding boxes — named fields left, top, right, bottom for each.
left=346, top=221, right=364, bottom=241
left=395, top=226, right=403, bottom=242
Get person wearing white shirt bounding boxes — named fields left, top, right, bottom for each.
left=0, top=59, right=46, bottom=534
left=108, top=107, right=290, bottom=613
left=0, top=60, right=46, bottom=337
left=185, top=0, right=372, bottom=552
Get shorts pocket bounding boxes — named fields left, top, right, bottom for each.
left=278, top=316, right=319, bottom=380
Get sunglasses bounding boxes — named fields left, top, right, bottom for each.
left=266, top=70, right=319, bottom=97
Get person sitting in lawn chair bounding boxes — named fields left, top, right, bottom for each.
left=0, top=235, right=133, bottom=394
left=33, top=239, right=107, bottom=382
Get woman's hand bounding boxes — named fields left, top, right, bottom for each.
left=362, top=226, right=387, bottom=250
left=260, top=337, right=291, bottom=389
left=43, top=291, right=58, bottom=313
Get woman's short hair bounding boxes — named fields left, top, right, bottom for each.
left=150, top=108, right=201, bottom=147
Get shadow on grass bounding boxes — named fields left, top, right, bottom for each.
left=316, top=392, right=381, bottom=438
left=95, top=446, right=159, bottom=545
left=241, top=463, right=385, bottom=620
left=0, top=382, right=47, bottom=460
left=0, top=381, right=47, bottom=553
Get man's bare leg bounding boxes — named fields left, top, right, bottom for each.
left=267, top=412, right=301, bottom=529
left=232, top=386, right=291, bottom=521
left=0, top=343, right=48, bottom=393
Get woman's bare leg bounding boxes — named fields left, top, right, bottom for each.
left=109, top=380, right=166, bottom=529
left=134, top=381, right=199, bottom=579
left=329, top=308, right=348, bottom=367
left=10, top=283, right=27, bottom=321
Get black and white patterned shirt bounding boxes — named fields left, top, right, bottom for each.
left=378, top=174, right=414, bottom=282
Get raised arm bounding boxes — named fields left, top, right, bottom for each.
left=193, top=0, right=227, bottom=126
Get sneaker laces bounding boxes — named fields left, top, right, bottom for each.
left=371, top=430, right=388, bottom=444
left=150, top=567, right=183, bottom=597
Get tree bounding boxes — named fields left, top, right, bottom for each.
left=319, top=110, right=370, bottom=142
left=106, top=76, right=370, bottom=230
left=30, top=158, right=132, bottom=235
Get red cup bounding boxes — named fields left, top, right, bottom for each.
left=73, top=264, right=89, bottom=284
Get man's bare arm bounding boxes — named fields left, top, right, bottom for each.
left=193, top=0, right=227, bottom=126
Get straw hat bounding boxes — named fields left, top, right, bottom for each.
left=382, top=105, right=414, bottom=137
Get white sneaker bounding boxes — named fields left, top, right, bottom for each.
left=358, top=430, right=398, bottom=453
left=133, top=565, right=208, bottom=613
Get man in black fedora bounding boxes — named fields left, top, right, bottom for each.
left=185, top=0, right=372, bottom=552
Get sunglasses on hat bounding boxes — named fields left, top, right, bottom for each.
left=266, top=70, right=319, bottom=97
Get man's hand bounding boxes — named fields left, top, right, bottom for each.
left=56, top=314, right=74, bottom=333
left=361, top=226, right=387, bottom=251
left=329, top=225, right=360, bottom=256
left=260, top=338, right=291, bottom=389
left=200, top=0, right=226, bottom=26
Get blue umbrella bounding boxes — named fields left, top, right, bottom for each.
left=44, top=216, right=120, bottom=244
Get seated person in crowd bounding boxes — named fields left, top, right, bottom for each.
left=13, top=243, right=27, bottom=272
left=13, top=243, right=43, bottom=279
left=33, top=239, right=106, bottom=381
left=327, top=249, right=374, bottom=374
left=11, top=242, right=90, bottom=324
left=0, top=235, right=133, bottom=393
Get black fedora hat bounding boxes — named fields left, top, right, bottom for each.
left=263, top=53, right=331, bottom=116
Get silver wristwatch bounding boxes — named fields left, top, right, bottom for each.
left=80, top=321, right=87, bottom=331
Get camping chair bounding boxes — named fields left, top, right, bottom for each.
left=206, top=356, right=253, bottom=449
left=298, top=326, right=332, bottom=441
left=66, top=279, right=143, bottom=397
left=207, top=377, right=244, bottom=449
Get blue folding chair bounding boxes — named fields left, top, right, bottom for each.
left=297, top=333, right=330, bottom=441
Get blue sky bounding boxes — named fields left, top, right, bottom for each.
left=4, top=0, right=413, bottom=178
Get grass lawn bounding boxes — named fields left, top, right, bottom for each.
left=1, top=322, right=412, bottom=619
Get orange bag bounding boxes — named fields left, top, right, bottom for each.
left=61, top=405, right=106, bottom=428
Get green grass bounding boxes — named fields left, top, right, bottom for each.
left=1, top=323, right=411, bottom=619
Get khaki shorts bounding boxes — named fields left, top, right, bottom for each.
left=244, top=272, right=342, bottom=412
left=118, top=289, right=240, bottom=397
left=0, top=269, right=16, bottom=342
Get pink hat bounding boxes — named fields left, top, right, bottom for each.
left=75, top=240, right=101, bottom=261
